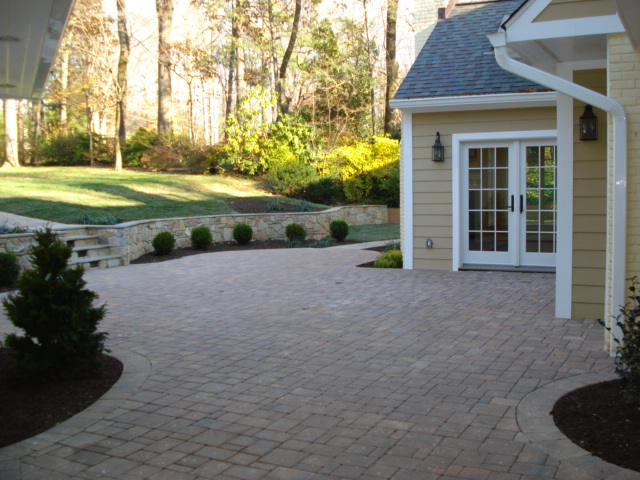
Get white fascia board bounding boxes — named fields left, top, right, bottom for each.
left=506, top=15, right=625, bottom=43
left=389, top=92, right=557, bottom=114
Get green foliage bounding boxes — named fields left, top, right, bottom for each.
left=152, top=231, right=176, bottom=255
left=2, top=229, right=108, bottom=379
left=310, top=239, right=334, bottom=248
left=223, top=88, right=318, bottom=175
left=382, top=240, right=401, bottom=253
left=0, top=251, right=20, bottom=288
left=285, top=223, right=307, bottom=242
left=78, top=214, right=123, bottom=225
left=602, top=276, right=640, bottom=401
left=327, top=136, right=400, bottom=203
left=123, top=128, right=162, bottom=167
left=304, top=176, right=344, bottom=205
left=329, top=220, right=349, bottom=241
left=233, top=223, right=253, bottom=245
left=266, top=163, right=319, bottom=197
left=37, top=129, right=113, bottom=166
left=191, top=226, right=213, bottom=250
left=264, top=199, right=284, bottom=212
left=373, top=249, right=403, bottom=268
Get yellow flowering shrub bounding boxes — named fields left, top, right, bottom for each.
left=326, top=136, right=399, bottom=202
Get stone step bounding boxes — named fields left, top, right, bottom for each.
left=70, top=244, right=111, bottom=260
left=69, top=254, right=122, bottom=269
left=65, top=235, right=100, bottom=248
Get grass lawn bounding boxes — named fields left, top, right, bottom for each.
left=0, top=166, right=279, bottom=224
left=347, top=223, right=400, bottom=242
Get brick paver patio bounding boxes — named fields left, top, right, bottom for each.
left=0, top=246, right=631, bottom=479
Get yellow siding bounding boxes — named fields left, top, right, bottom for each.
left=605, top=34, right=640, bottom=345
left=572, top=69, right=607, bottom=319
left=411, top=107, right=556, bottom=271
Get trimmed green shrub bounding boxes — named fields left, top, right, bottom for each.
left=285, top=223, right=307, bottom=242
left=266, top=163, right=319, bottom=197
left=233, top=223, right=253, bottom=245
left=2, top=229, right=108, bottom=378
left=373, top=249, right=403, bottom=268
left=0, top=251, right=20, bottom=288
left=152, top=232, right=176, bottom=255
left=601, top=276, right=640, bottom=401
left=304, top=176, right=344, bottom=205
left=329, top=220, right=349, bottom=241
left=37, top=129, right=113, bottom=166
left=191, top=226, right=213, bottom=250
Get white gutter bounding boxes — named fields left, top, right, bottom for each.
left=488, top=31, right=627, bottom=352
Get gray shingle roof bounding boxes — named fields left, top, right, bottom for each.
left=395, top=0, right=549, bottom=100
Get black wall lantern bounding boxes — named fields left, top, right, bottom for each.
left=580, top=104, right=598, bottom=141
left=432, top=132, right=445, bottom=162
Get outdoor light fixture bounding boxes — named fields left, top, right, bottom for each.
left=432, top=132, right=445, bottom=162
left=580, top=104, right=598, bottom=141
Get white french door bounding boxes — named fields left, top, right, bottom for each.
left=461, top=140, right=556, bottom=269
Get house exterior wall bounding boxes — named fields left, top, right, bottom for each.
left=606, top=33, right=640, bottom=338
left=411, top=106, right=556, bottom=271
left=571, top=69, right=608, bottom=319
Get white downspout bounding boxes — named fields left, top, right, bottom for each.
left=488, top=31, right=628, bottom=352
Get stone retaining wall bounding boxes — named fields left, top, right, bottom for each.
left=0, top=205, right=388, bottom=267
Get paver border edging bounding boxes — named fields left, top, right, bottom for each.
left=516, top=371, right=640, bottom=479
left=0, top=347, right=151, bottom=459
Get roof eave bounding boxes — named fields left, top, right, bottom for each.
left=390, top=91, right=557, bottom=113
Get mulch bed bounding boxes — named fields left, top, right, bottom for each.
left=551, top=379, right=640, bottom=472
left=0, top=349, right=122, bottom=448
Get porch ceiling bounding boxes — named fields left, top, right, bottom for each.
left=0, top=0, right=75, bottom=100
left=502, top=0, right=637, bottom=68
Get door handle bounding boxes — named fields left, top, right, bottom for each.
left=520, top=195, right=523, bottom=214
left=509, top=195, right=514, bottom=212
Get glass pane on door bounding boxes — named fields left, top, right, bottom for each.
left=525, top=146, right=556, bottom=253
left=468, top=147, right=509, bottom=252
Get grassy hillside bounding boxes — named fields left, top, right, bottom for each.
left=0, top=167, right=278, bottom=223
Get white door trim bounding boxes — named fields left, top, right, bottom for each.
left=452, top=130, right=558, bottom=271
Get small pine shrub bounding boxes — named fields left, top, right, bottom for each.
left=286, top=240, right=304, bottom=248
left=2, top=229, right=108, bottom=378
left=310, top=240, right=334, bottom=248
left=266, top=163, right=319, bottom=197
left=152, top=232, right=176, bottom=255
left=329, top=220, right=349, bottom=242
left=264, top=199, right=284, bottom=212
left=602, top=276, right=640, bottom=401
left=191, top=226, right=213, bottom=250
left=373, top=249, right=403, bottom=268
left=297, top=201, right=315, bottom=212
left=233, top=223, right=253, bottom=245
left=0, top=251, right=20, bottom=288
left=285, top=223, right=307, bottom=242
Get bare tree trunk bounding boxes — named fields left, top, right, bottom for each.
left=3, top=99, right=20, bottom=167
left=156, top=0, right=174, bottom=136
left=59, top=49, right=70, bottom=129
left=225, top=0, right=237, bottom=127
left=365, top=0, right=376, bottom=136
left=31, top=101, right=41, bottom=165
left=384, top=0, right=399, bottom=135
left=115, top=0, right=130, bottom=171
left=276, top=0, right=302, bottom=117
